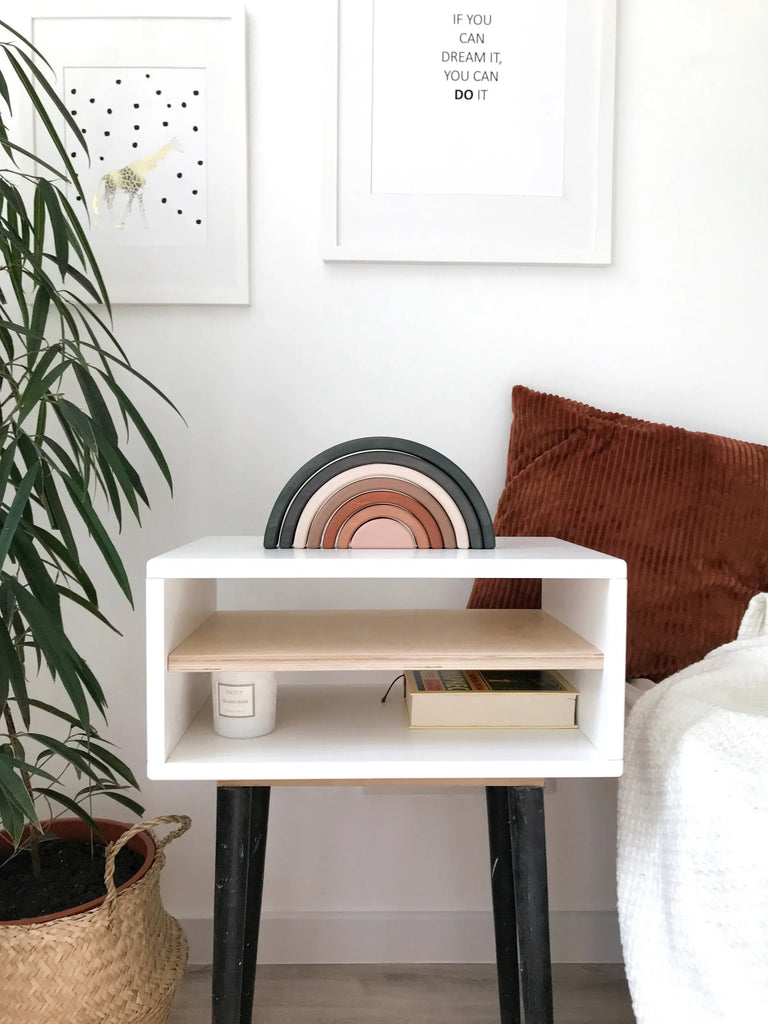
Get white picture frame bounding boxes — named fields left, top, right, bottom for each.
left=24, top=2, right=248, bottom=304
left=323, top=0, right=617, bottom=265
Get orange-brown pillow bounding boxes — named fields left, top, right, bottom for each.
left=469, top=386, right=768, bottom=681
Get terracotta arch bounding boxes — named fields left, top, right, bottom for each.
left=335, top=505, right=431, bottom=549
left=306, top=477, right=456, bottom=548
left=319, top=490, right=444, bottom=549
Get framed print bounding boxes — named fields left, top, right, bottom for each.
left=25, top=2, right=248, bottom=304
left=324, top=0, right=617, bottom=265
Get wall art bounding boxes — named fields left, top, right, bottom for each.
left=25, top=2, right=248, bottom=304
left=324, top=0, right=617, bottom=265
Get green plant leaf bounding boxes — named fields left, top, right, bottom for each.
left=56, top=585, right=120, bottom=634
left=17, top=346, right=65, bottom=423
left=94, top=449, right=124, bottom=529
left=81, top=344, right=182, bottom=419
left=0, top=787, right=25, bottom=845
left=0, top=322, right=15, bottom=361
left=0, top=20, right=55, bottom=72
left=55, top=397, right=97, bottom=451
left=22, top=499, right=92, bottom=599
left=29, top=789, right=103, bottom=838
left=72, top=361, right=118, bottom=445
left=5, top=194, right=30, bottom=259
left=53, top=184, right=109, bottom=298
left=0, top=137, right=66, bottom=178
left=39, top=466, right=81, bottom=564
left=0, top=434, right=18, bottom=509
left=40, top=434, right=83, bottom=485
left=0, top=244, right=25, bottom=323
left=58, top=228, right=112, bottom=316
left=36, top=178, right=69, bottom=278
left=0, top=750, right=38, bottom=819
left=75, top=786, right=144, bottom=818
left=25, top=733, right=106, bottom=782
left=0, top=461, right=39, bottom=571
left=6, top=43, right=88, bottom=157
left=83, top=742, right=139, bottom=789
left=96, top=370, right=174, bottom=493
left=28, top=287, right=49, bottom=364
left=9, top=580, right=92, bottom=724
left=61, top=476, right=132, bottom=603
left=98, top=440, right=142, bottom=520
left=0, top=177, right=26, bottom=220
left=55, top=262, right=101, bottom=305
left=63, top=297, right=122, bottom=372
left=11, top=528, right=62, bottom=627
left=15, top=431, right=46, bottom=510
left=2, top=49, right=86, bottom=206
left=69, top=652, right=107, bottom=719
left=0, top=318, right=48, bottom=342
left=117, top=447, right=148, bottom=507
left=25, top=698, right=83, bottom=730
left=0, top=756, right=56, bottom=785
left=0, top=596, right=29, bottom=724
left=0, top=64, right=11, bottom=110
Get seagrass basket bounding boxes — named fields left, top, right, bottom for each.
left=0, top=814, right=191, bottom=1024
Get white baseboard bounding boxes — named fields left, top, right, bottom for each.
left=181, top=910, right=622, bottom=966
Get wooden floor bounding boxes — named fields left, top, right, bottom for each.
left=170, top=964, right=636, bottom=1023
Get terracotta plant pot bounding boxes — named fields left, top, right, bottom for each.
left=0, top=818, right=156, bottom=925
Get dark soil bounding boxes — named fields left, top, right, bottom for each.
left=0, top=838, right=144, bottom=921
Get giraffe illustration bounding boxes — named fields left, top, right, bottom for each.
left=93, top=138, right=182, bottom=228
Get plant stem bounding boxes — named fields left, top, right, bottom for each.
left=2, top=703, right=43, bottom=878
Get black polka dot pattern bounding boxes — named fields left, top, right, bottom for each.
left=65, top=66, right=207, bottom=231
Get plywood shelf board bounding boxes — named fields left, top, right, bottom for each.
left=167, top=609, right=604, bottom=673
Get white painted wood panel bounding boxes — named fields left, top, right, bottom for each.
left=146, top=536, right=626, bottom=782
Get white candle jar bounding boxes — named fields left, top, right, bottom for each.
left=211, top=671, right=277, bottom=739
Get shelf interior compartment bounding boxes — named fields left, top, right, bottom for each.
left=155, top=680, right=616, bottom=782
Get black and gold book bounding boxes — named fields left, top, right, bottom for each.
left=404, top=668, right=578, bottom=729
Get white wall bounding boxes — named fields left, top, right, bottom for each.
left=26, top=0, right=768, bottom=963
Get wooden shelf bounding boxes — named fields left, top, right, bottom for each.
left=167, top=608, right=604, bottom=673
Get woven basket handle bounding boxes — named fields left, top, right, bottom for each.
left=104, top=814, right=191, bottom=905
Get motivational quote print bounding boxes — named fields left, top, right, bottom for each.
left=443, top=12, right=501, bottom=103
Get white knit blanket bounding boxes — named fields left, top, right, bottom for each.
left=618, top=594, right=768, bottom=1024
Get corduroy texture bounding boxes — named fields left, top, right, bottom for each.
left=468, top=386, right=768, bottom=681
left=0, top=816, right=190, bottom=1024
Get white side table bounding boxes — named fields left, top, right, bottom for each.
left=146, top=537, right=627, bottom=1023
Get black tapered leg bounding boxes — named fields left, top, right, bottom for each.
left=486, top=786, right=522, bottom=1024
left=239, top=787, right=271, bottom=1024
left=508, top=786, right=553, bottom=1024
left=213, top=785, right=271, bottom=1024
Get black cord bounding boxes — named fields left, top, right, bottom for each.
left=381, top=673, right=404, bottom=703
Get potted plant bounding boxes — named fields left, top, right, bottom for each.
left=0, top=20, right=188, bottom=1023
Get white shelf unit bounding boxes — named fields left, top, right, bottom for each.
left=146, top=536, right=627, bottom=783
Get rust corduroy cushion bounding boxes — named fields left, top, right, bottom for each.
left=468, top=386, right=768, bottom=681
